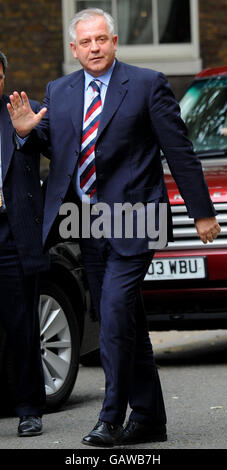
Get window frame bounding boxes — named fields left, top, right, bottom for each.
left=61, top=0, right=201, bottom=75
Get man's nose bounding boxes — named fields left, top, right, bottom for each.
left=90, top=40, right=99, bottom=51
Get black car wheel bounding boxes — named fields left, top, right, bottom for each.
left=39, top=280, right=80, bottom=410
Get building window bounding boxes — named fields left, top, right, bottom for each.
left=74, top=0, right=191, bottom=45
left=158, top=0, right=191, bottom=44
left=62, top=0, right=201, bottom=75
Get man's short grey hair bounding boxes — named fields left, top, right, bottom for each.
left=0, top=51, right=8, bottom=75
left=69, top=8, right=115, bottom=43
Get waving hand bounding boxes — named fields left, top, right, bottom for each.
left=7, top=91, right=47, bottom=138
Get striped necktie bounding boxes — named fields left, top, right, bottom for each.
left=79, top=80, right=102, bottom=199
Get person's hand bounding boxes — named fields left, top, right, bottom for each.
left=7, top=91, right=47, bottom=138
left=195, top=217, right=221, bottom=244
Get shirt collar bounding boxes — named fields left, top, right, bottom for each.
left=84, top=59, right=116, bottom=90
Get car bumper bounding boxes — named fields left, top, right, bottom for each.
left=143, top=248, right=227, bottom=329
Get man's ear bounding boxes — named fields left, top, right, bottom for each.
left=113, top=34, right=118, bottom=52
left=70, top=42, right=78, bottom=59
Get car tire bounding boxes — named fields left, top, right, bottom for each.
left=39, top=279, right=80, bottom=411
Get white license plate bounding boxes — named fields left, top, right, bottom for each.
left=145, top=256, right=206, bottom=281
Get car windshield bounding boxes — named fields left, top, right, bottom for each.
left=180, top=76, right=227, bottom=153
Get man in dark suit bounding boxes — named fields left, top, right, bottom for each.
left=0, top=51, right=49, bottom=436
left=7, top=9, right=221, bottom=446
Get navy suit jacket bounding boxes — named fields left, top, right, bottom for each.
left=0, top=95, right=49, bottom=274
left=33, top=60, right=216, bottom=255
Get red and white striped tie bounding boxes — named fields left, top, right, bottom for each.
left=79, top=80, right=102, bottom=199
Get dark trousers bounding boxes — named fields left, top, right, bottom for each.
left=0, top=214, right=45, bottom=417
left=80, top=234, right=166, bottom=426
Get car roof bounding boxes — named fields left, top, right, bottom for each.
left=196, top=66, right=227, bottom=78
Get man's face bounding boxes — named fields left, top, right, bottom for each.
left=70, top=15, right=118, bottom=77
left=0, top=64, right=5, bottom=98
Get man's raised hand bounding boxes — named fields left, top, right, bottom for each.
left=7, top=91, right=47, bottom=138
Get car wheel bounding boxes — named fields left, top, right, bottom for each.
left=39, top=280, right=80, bottom=410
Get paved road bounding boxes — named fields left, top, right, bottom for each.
left=0, top=329, right=226, bottom=464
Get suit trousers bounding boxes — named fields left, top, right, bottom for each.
left=80, top=232, right=167, bottom=426
left=0, top=213, right=46, bottom=417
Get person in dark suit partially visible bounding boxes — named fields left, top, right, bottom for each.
left=7, top=9, right=221, bottom=446
left=0, top=51, right=49, bottom=437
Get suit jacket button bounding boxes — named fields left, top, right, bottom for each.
left=34, top=217, right=40, bottom=224
left=27, top=192, right=33, bottom=198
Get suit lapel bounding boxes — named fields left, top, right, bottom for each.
left=0, top=96, right=14, bottom=182
left=97, top=61, right=129, bottom=141
left=67, top=70, right=84, bottom=152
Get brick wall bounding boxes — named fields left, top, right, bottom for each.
left=0, top=0, right=63, bottom=102
left=200, top=0, right=227, bottom=68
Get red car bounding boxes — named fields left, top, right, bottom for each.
left=143, top=66, right=227, bottom=329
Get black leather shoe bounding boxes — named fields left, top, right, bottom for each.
left=18, top=416, right=43, bottom=437
left=82, top=420, right=124, bottom=447
left=117, top=420, right=167, bottom=445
